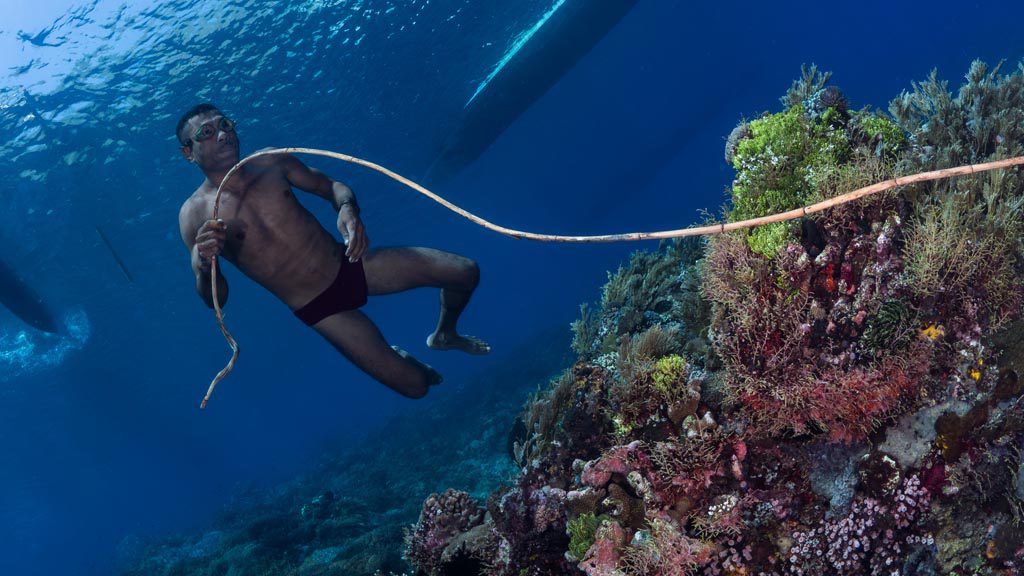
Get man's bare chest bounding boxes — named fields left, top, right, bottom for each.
left=200, top=179, right=300, bottom=259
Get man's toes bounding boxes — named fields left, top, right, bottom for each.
left=462, top=335, right=491, bottom=355
left=425, top=333, right=490, bottom=355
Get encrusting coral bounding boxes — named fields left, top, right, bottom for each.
left=405, top=61, right=1024, bottom=576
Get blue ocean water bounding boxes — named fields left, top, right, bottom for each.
left=0, top=0, right=1021, bottom=574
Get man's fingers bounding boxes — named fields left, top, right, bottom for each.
left=198, top=220, right=227, bottom=241
left=344, top=223, right=358, bottom=261
left=196, top=232, right=226, bottom=246
left=348, top=228, right=359, bottom=254
left=198, top=239, right=221, bottom=254
left=196, top=230, right=218, bottom=240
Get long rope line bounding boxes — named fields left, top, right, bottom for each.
left=199, top=148, right=1024, bottom=408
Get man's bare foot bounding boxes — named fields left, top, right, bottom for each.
left=391, top=346, right=443, bottom=386
left=426, top=331, right=491, bottom=355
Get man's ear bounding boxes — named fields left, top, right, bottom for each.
left=180, top=145, right=194, bottom=162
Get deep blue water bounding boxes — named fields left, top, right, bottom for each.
left=0, top=0, right=1021, bottom=574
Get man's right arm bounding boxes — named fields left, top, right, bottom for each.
left=179, top=203, right=228, bottom=309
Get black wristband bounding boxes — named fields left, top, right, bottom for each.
left=338, top=199, right=360, bottom=215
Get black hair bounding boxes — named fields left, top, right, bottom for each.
left=176, top=102, right=220, bottom=146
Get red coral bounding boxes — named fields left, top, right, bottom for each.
left=581, top=441, right=647, bottom=488
left=579, top=520, right=626, bottom=576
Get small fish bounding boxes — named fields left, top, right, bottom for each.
left=95, top=225, right=135, bottom=283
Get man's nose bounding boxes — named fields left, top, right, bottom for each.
left=217, top=131, right=227, bottom=142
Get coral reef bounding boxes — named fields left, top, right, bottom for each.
left=405, top=61, right=1024, bottom=576
left=404, top=489, right=486, bottom=574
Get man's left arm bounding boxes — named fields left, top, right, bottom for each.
left=282, top=154, right=368, bottom=262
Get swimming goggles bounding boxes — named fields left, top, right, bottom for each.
left=190, top=117, right=235, bottom=144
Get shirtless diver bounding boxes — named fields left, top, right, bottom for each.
left=176, top=103, right=490, bottom=399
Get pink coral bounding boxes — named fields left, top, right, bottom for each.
left=581, top=442, right=646, bottom=488
left=579, top=520, right=627, bottom=576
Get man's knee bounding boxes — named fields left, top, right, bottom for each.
left=460, top=259, right=480, bottom=291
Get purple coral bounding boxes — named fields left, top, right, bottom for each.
left=785, top=475, right=932, bottom=575
left=485, top=481, right=573, bottom=575
left=404, top=489, right=484, bottom=574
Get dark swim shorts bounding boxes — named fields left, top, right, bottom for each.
left=293, top=257, right=369, bottom=326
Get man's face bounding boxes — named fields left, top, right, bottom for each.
left=179, top=110, right=240, bottom=169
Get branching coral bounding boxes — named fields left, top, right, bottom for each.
left=903, top=184, right=1024, bottom=333
left=781, top=63, right=832, bottom=109
left=609, top=350, right=699, bottom=439
left=689, top=493, right=747, bottom=540
left=616, top=325, right=683, bottom=383
left=515, top=370, right=576, bottom=469
left=620, top=519, right=712, bottom=576
left=890, top=60, right=1024, bottom=170
left=890, top=59, right=1024, bottom=339
left=705, top=197, right=930, bottom=442
left=572, top=302, right=602, bottom=360
left=648, top=423, right=728, bottom=482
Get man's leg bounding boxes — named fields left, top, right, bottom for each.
left=361, top=247, right=490, bottom=354
left=311, top=308, right=441, bottom=399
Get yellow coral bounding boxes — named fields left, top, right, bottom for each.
left=652, top=355, right=688, bottom=393
left=969, top=368, right=982, bottom=381
left=920, top=324, right=945, bottom=340
left=612, top=415, right=633, bottom=438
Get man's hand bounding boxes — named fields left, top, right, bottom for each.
left=337, top=206, right=368, bottom=262
left=195, top=219, right=227, bottom=265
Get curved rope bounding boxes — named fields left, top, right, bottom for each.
left=200, top=147, right=1024, bottom=407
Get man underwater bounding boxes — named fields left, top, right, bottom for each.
left=176, top=103, right=490, bottom=399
